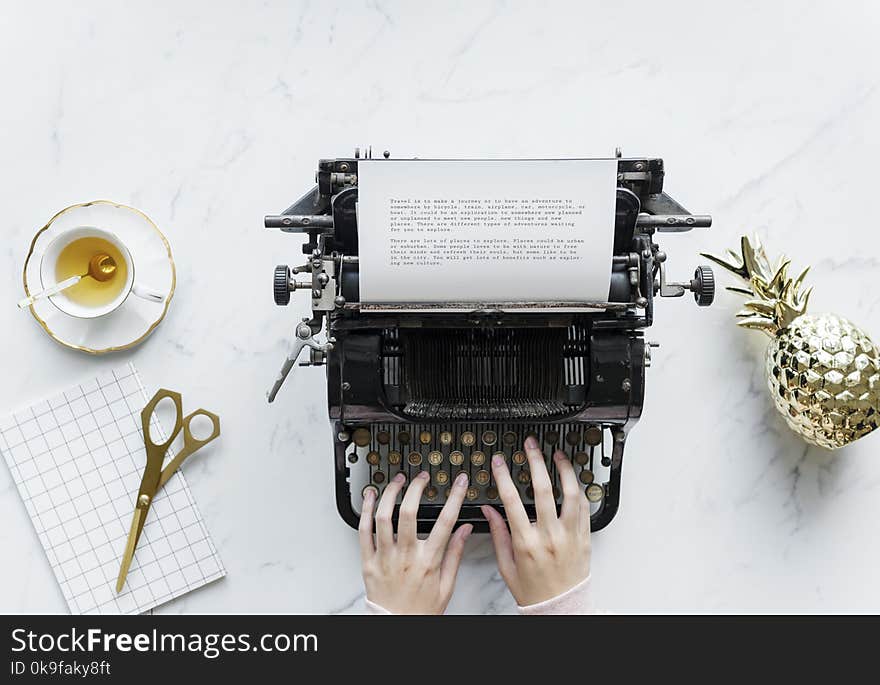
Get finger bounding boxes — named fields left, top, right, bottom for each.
left=375, top=472, right=406, bottom=551
left=579, top=496, right=592, bottom=537
left=358, top=487, right=377, bottom=561
left=524, top=436, right=557, bottom=525
left=439, top=523, right=473, bottom=596
left=490, top=452, right=531, bottom=535
left=554, top=450, right=582, bottom=524
left=397, top=470, right=430, bottom=546
left=427, top=471, right=469, bottom=552
left=481, top=505, right=516, bottom=581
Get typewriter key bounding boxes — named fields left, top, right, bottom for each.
left=435, top=470, right=450, bottom=486
left=524, top=430, right=539, bottom=444
left=366, top=451, right=381, bottom=466
left=502, top=431, right=518, bottom=446
left=574, top=451, right=589, bottom=466
left=362, top=485, right=379, bottom=501
left=376, top=431, right=391, bottom=445
left=388, top=450, right=402, bottom=465
left=466, top=486, right=479, bottom=501
left=425, top=486, right=438, bottom=501
left=352, top=428, right=371, bottom=447
left=601, top=456, right=611, bottom=467
left=428, top=450, right=443, bottom=466
left=586, top=483, right=604, bottom=502
left=347, top=453, right=358, bottom=463
left=486, top=487, right=499, bottom=500
left=419, top=430, right=432, bottom=445
left=512, top=450, right=527, bottom=465
left=566, top=431, right=581, bottom=446
left=372, top=472, right=386, bottom=484
left=579, top=469, right=594, bottom=484
left=470, top=451, right=486, bottom=466
left=475, top=469, right=491, bottom=486
left=449, top=450, right=464, bottom=466
left=439, top=431, right=453, bottom=446
left=408, top=452, right=423, bottom=466
left=544, top=430, right=559, bottom=445
left=492, top=451, right=506, bottom=464
left=481, top=430, right=497, bottom=446
left=460, top=431, right=476, bottom=447
left=584, top=425, right=602, bottom=446
left=517, top=470, right=531, bottom=485
left=397, top=430, right=411, bottom=444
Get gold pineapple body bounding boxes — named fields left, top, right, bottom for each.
left=704, top=237, right=880, bottom=449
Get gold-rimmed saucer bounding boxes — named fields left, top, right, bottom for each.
left=22, top=201, right=176, bottom=354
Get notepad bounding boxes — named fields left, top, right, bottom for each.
left=0, top=363, right=225, bottom=615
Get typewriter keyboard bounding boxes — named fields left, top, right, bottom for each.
left=344, top=423, right=615, bottom=517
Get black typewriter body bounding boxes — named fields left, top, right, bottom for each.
left=266, top=152, right=713, bottom=533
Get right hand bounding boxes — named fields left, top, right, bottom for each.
left=480, top=436, right=591, bottom=607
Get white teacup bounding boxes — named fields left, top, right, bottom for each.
left=39, top=226, right=165, bottom=319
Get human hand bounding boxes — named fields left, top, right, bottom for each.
left=481, top=436, right=591, bottom=607
left=360, top=470, right=473, bottom=614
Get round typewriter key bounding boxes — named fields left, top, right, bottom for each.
left=475, top=469, right=491, bottom=486
left=566, top=431, right=581, bottom=446
left=439, top=431, right=453, bottom=446
left=419, top=430, right=432, bottom=445
left=428, top=450, right=443, bottom=466
left=584, top=425, right=602, bottom=446
left=502, top=431, right=518, bottom=446
left=579, top=469, right=594, bottom=484
left=517, top=470, right=531, bottom=485
left=388, top=450, right=402, bottom=465
left=512, top=450, right=527, bottom=465
left=466, top=486, right=479, bottom=501
left=376, top=431, right=391, bottom=445
left=435, top=470, right=450, bottom=486
left=372, top=472, right=386, bottom=484
left=470, top=450, right=486, bottom=466
left=407, top=451, right=423, bottom=466
left=601, top=456, right=611, bottom=467
left=347, top=453, right=358, bottom=463
left=574, top=451, right=589, bottom=466
left=362, top=485, right=379, bottom=501
left=586, top=483, right=604, bottom=502
left=481, top=430, right=497, bottom=446
left=544, top=430, right=559, bottom=445
left=366, top=450, right=381, bottom=466
left=524, top=430, right=539, bottom=443
left=352, top=427, right=371, bottom=447
left=449, top=450, right=464, bottom=466
left=486, top=487, right=499, bottom=500
left=397, top=430, right=411, bottom=444
left=492, top=451, right=506, bottom=464
left=425, top=486, right=438, bottom=501
left=460, top=431, right=476, bottom=447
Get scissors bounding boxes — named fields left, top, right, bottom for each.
left=116, top=389, right=220, bottom=593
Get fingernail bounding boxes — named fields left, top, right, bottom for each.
left=418, top=470, right=430, bottom=480
left=393, top=472, right=406, bottom=483
left=525, top=436, right=539, bottom=449
left=455, top=472, right=468, bottom=487
left=492, top=454, right=505, bottom=467
left=463, top=524, right=474, bottom=538
left=554, top=451, right=565, bottom=462
left=364, top=489, right=376, bottom=503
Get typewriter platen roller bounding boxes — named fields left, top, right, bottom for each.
left=265, top=150, right=714, bottom=533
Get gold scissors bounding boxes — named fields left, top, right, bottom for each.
left=116, top=389, right=220, bottom=593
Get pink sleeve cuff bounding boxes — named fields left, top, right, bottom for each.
left=516, top=575, right=594, bottom=615
left=365, top=597, right=393, bottom=615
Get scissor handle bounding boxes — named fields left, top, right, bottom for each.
left=141, top=388, right=184, bottom=451
left=181, top=408, right=221, bottom=450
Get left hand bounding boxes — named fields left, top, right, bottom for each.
left=360, top=470, right=473, bottom=614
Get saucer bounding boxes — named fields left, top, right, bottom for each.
left=23, top=201, right=176, bottom=354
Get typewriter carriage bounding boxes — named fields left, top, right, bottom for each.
left=266, top=151, right=713, bottom=532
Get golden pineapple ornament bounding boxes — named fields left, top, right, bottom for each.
left=703, top=235, right=880, bottom=449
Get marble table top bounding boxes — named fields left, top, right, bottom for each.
left=2, top=0, right=879, bottom=613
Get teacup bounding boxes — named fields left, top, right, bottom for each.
left=39, top=226, right=165, bottom=319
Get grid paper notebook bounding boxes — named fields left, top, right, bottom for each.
left=0, top=363, right=225, bottom=614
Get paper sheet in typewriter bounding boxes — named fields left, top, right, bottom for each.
left=357, top=159, right=618, bottom=309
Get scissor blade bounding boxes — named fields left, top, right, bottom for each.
left=116, top=507, right=146, bottom=593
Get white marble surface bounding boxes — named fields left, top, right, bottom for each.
left=2, top=0, right=880, bottom=613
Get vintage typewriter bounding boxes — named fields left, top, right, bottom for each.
left=265, top=150, right=714, bottom=532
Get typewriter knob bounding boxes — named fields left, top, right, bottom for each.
left=691, top=265, right=715, bottom=307
left=274, top=265, right=291, bottom=306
